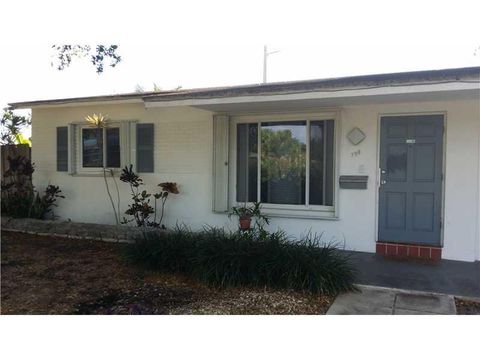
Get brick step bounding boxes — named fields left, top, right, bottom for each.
left=376, top=242, right=441, bottom=261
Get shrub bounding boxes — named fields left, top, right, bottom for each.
left=126, top=226, right=196, bottom=273
left=120, top=165, right=179, bottom=228
left=1, top=155, right=64, bottom=219
left=125, top=227, right=356, bottom=295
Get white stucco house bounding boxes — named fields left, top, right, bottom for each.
left=8, top=66, right=480, bottom=262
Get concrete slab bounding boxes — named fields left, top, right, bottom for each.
left=327, top=285, right=457, bottom=315
left=327, top=303, right=392, bottom=315
left=337, top=287, right=395, bottom=306
left=394, top=292, right=455, bottom=314
left=327, top=287, right=395, bottom=315
left=393, top=308, right=436, bottom=315
left=344, top=250, right=480, bottom=298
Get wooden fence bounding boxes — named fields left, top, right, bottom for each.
left=1, top=144, right=31, bottom=178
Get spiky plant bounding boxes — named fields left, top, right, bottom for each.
left=85, top=113, right=109, bottom=128
left=84, top=113, right=120, bottom=225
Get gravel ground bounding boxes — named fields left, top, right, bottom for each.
left=455, top=298, right=480, bottom=315
left=1, top=231, right=333, bottom=315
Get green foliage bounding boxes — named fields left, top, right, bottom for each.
left=125, top=227, right=356, bottom=295
left=120, top=165, right=179, bottom=228
left=52, top=45, right=121, bottom=74
left=1, top=110, right=31, bottom=145
left=27, top=185, right=64, bottom=219
left=14, top=133, right=32, bottom=146
left=261, top=128, right=306, bottom=181
left=1, top=156, right=64, bottom=219
left=126, top=227, right=196, bottom=274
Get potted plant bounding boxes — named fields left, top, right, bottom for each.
left=229, top=202, right=269, bottom=231
left=230, top=205, right=253, bottom=230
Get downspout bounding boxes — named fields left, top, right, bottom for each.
left=476, top=124, right=480, bottom=261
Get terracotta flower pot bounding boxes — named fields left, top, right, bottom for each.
left=239, top=216, right=252, bottom=231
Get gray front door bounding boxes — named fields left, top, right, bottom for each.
left=378, top=115, right=444, bottom=246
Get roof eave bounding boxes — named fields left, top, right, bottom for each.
left=7, top=66, right=480, bottom=109
left=143, top=81, right=480, bottom=108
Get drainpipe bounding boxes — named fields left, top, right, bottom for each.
left=477, top=129, right=480, bottom=261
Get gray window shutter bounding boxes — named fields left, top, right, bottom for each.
left=136, top=123, right=154, bottom=172
left=212, top=115, right=230, bottom=212
left=68, top=124, right=77, bottom=174
left=129, top=121, right=137, bottom=171
left=56, top=127, right=68, bottom=171
left=120, top=121, right=135, bottom=169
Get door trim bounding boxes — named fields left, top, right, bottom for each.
left=375, top=111, right=447, bottom=247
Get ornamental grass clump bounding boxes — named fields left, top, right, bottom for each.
left=125, top=226, right=196, bottom=273
left=126, top=227, right=356, bottom=295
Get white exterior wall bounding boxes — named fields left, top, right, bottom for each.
left=31, top=98, right=480, bottom=262
left=32, top=104, right=231, bottom=230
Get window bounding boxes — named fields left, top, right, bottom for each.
left=82, top=127, right=120, bottom=168
left=236, top=123, right=258, bottom=202
left=106, top=128, right=120, bottom=168
left=66, top=122, right=153, bottom=175
left=236, top=119, right=335, bottom=208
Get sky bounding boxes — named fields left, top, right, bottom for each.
left=1, top=0, right=479, bottom=115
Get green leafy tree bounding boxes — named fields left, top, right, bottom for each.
left=51, top=45, right=121, bottom=74
left=1, top=110, right=31, bottom=145
left=261, top=129, right=306, bottom=182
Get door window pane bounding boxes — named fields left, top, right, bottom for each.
left=260, top=121, right=306, bottom=205
left=236, top=123, right=258, bottom=202
left=310, top=120, right=334, bottom=205
left=106, top=128, right=120, bottom=168
left=82, top=128, right=103, bottom=167
left=387, top=144, right=408, bottom=182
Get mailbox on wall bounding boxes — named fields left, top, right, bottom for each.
left=339, top=175, right=368, bottom=189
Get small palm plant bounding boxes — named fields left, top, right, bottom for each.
left=85, top=113, right=121, bottom=225
left=85, top=113, right=109, bottom=128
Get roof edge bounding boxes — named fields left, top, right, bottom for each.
left=8, top=66, right=480, bottom=109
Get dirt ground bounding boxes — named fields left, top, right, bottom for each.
left=0, top=231, right=333, bottom=315
left=455, top=298, right=480, bottom=315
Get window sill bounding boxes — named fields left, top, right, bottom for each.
left=262, top=210, right=339, bottom=220
left=70, top=169, right=121, bottom=177
left=230, top=202, right=338, bottom=220
left=252, top=206, right=338, bottom=220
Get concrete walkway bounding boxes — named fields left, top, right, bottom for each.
left=327, top=285, right=456, bottom=315
left=345, top=251, right=480, bottom=298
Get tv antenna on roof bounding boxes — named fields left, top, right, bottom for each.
left=263, top=45, right=280, bottom=83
